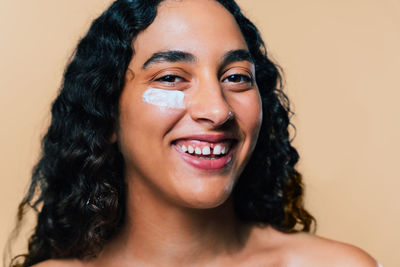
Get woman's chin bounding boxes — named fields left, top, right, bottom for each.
left=176, top=187, right=233, bottom=210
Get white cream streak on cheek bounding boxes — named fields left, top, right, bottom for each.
left=142, top=88, right=185, bottom=109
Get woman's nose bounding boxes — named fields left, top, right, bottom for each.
left=187, top=77, right=233, bottom=127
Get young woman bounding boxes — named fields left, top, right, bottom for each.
left=9, top=0, right=379, bottom=266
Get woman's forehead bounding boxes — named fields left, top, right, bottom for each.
left=131, top=0, right=248, bottom=68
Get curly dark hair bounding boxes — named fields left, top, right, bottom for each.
left=8, top=0, right=314, bottom=266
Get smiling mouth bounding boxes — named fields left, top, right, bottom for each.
left=176, top=140, right=232, bottom=158
left=173, top=138, right=237, bottom=170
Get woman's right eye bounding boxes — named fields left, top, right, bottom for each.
left=155, top=75, right=183, bottom=84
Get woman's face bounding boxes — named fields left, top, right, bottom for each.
left=118, top=0, right=262, bottom=209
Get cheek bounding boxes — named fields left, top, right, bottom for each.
left=142, top=88, right=186, bottom=109
left=119, top=103, right=185, bottom=144
left=230, top=90, right=262, bottom=136
left=118, top=89, right=186, bottom=159
left=120, top=85, right=185, bottom=127
left=228, top=90, right=262, bottom=174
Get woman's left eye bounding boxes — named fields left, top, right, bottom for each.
left=223, top=74, right=252, bottom=84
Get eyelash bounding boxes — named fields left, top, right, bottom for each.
left=155, top=75, right=185, bottom=84
left=222, top=74, right=253, bottom=84
left=155, top=74, right=253, bottom=85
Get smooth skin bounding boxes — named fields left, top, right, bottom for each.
left=34, top=0, right=378, bottom=266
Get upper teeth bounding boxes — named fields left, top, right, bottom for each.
left=178, top=144, right=229, bottom=156
left=195, top=147, right=202, bottom=155
left=213, top=145, right=222, bottom=155
left=202, top=146, right=211, bottom=155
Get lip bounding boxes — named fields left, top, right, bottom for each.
left=174, top=144, right=236, bottom=170
left=173, top=133, right=236, bottom=143
left=172, top=133, right=238, bottom=171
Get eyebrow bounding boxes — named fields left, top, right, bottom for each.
left=141, top=49, right=253, bottom=69
left=220, top=49, right=254, bottom=67
left=142, top=50, right=196, bottom=69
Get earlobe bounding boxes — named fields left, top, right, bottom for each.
left=110, top=132, right=118, bottom=143
left=126, top=68, right=135, bottom=81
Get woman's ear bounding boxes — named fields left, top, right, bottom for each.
left=110, top=126, right=118, bottom=143
left=126, top=68, right=135, bottom=81
left=110, top=69, right=132, bottom=145
left=110, top=132, right=117, bottom=143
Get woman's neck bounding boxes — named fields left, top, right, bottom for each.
left=97, top=179, right=250, bottom=266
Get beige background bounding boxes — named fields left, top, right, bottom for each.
left=1, top=0, right=399, bottom=266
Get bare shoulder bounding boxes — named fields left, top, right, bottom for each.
left=292, top=233, right=378, bottom=267
left=247, top=226, right=379, bottom=267
left=32, top=259, right=85, bottom=267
